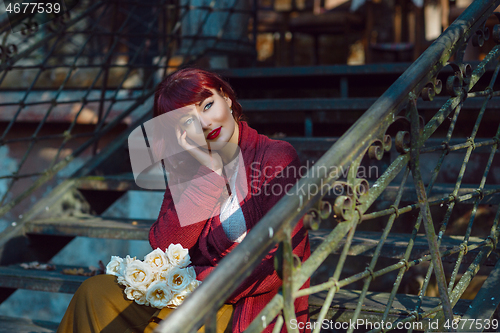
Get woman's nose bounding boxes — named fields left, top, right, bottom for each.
left=198, top=114, right=211, bottom=130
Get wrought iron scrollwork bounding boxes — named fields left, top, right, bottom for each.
left=333, top=189, right=354, bottom=222
left=303, top=128, right=393, bottom=225
left=47, top=11, right=71, bottom=33
left=0, top=44, right=17, bottom=65
left=20, top=20, right=39, bottom=36
left=368, top=134, right=391, bottom=160
left=330, top=179, right=369, bottom=222
left=395, top=130, right=410, bottom=154
left=493, top=24, right=500, bottom=44
left=390, top=115, right=415, bottom=154
left=421, top=78, right=442, bottom=101
left=472, top=21, right=490, bottom=47
left=331, top=128, right=391, bottom=223
left=490, top=13, right=500, bottom=44
left=445, top=62, right=472, bottom=97
left=303, top=200, right=332, bottom=230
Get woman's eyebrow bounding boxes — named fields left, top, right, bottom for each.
left=197, top=96, right=213, bottom=106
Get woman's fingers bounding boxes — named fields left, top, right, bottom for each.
left=175, top=127, right=222, bottom=175
left=176, top=127, right=190, bottom=150
left=175, top=126, right=183, bottom=146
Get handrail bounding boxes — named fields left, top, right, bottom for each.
left=155, top=0, right=500, bottom=332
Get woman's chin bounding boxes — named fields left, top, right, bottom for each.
left=206, top=141, right=230, bottom=151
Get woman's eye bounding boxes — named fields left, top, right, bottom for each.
left=184, top=117, right=194, bottom=126
left=204, top=101, right=213, bottom=111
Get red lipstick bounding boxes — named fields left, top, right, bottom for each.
left=206, top=126, right=221, bottom=140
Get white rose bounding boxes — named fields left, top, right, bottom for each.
left=186, top=266, right=196, bottom=280
left=162, top=266, right=195, bottom=292
left=117, top=274, right=127, bottom=286
left=144, top=248, right=170, bottom=272
left=186, top=279, right=201, bottom=292
left=125, top=255, right=136, bottom=264
left=166, top=243, right=191, bottom=267
left=156, top=264, right=172, bottom=282
left=123, top=260, right=154, bottom=291
left=166, top=279, right=202, bottom=308
left=167, top=289, right=189, bottom=308
left=146, top=280, right=173, bottom=309
left=125, top=286, right=148, bottom=306
left=106, top=256, right=124, bottom=277
left=117, top=255, right=139, bottom=286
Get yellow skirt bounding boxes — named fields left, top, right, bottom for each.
left=57, top=274, right=233, bottom=333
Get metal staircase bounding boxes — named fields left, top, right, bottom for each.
left=1, top=0, right=500, bottom=332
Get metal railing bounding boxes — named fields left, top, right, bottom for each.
left=155, top=0, right=500, bottom=332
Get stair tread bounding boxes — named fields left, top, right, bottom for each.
left=26, top=216, right=485, bottom=249
left=217, top=62, right=488, bottom=79
left=239, top=96, right=500, bottom=111
left=25, top=216, right=151, bottom=240
left=284, top=137, right=496, bottom=152
left=0, top=315, right=58, bottom=333
left=24, top=215, right=492, bottom=265
left=216, top=63, right=411, bottom=78
left=124, top=136, right=498, bottom=153
left=0, top=264, right=92, bottom=293
left=310, top=230, right=490, bottom=264
left=75, top=173, right=142, bottom=191
left=74, top=173, right=500, bottom=206
left=0, top=264, right=473, bottom=314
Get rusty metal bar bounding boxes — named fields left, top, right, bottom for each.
left=408, top=94, right=454, bottom=324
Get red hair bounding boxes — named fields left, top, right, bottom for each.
left=152, top=68, right=243, bottom=181
left=153, top=68, right=243, bottom=121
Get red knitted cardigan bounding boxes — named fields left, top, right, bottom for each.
left=149, top=121, right=311, bottom=333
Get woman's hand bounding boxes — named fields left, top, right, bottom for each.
left=176, top=126, right=223, bottom=176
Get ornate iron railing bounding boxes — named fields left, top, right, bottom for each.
left=155, top=1, right=500, bottom=332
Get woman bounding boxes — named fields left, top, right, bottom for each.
left=57, top=68, right=310, bottom=333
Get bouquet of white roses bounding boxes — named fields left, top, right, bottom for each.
left=105, top=243, right=201, bottom=309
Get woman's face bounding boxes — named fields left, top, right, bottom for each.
left=178, top=88, right=236, bottom=150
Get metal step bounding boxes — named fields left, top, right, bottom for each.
left=74, top=173, right=500, bottom=205
left=84, top=134, right=500, bottom=174
left=217, top=61, right=498, bottom=79
left=240, top=96, right=500, bottom=113
left=76, top=173, right=144, bottom=192
left=310, top=230, right=496, bottom=266
left=0, top=264, right=89, bottom=294
left=23, top=214, right=495, bottom=266
left=218, top=61, right=498, bottom=103
left=216, top=63, right=412, bottom=78
left=283, top=137, right=496, bottom=152
left=25, top=216, right=151, bottom=240
left=0, top=315, right=58, bottom=333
